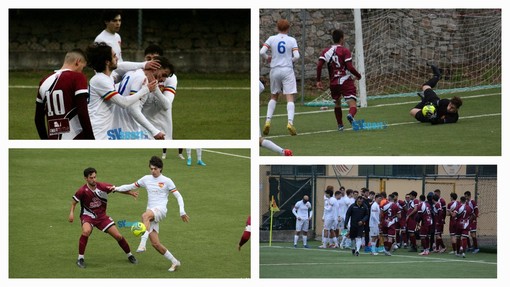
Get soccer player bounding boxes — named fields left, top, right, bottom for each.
left=35, top=49, right=94, bottom=139
left=381, top=193, right=400, bottom=256
left=446, top=192, right=460, bottom=254
left=68, top=167, right=138, bottom=268
left=142, top=47, right=177, bottom=140
left=95, top=10, right=123, bottom=62
left=316, top=29, right=362, bottom=131
left=432, top=194, right=446, bottom=253
left=409, top=64, right=463, bottom=124
left=260, top=19, right=300, bottom=136
left=392, top=192, right=408, bottom=249
left=319, top=187, right=336, bottom=248
left=112, top=156, right=190, bottom=272
left=186, top=148, right=206, bottom=166
left=464, top=191, right=480, bottom=253
left=416, top=194, right=433, bottom=255
left=452, top=196, right=473, bottom=258
left=344, top=196, right=369, bottom=256
left=369, top=194, right=383, bottom=255
left=259, top=80, right=293, bottom=156
left=292, top=195, right=313, bottom=248
left=338, top=188, right=354, bottom=248
left=405, top=191, right=420, bottom=252
left=238, top=216, right=251, bottom=251
left=86, top=42, right=157, bottom=140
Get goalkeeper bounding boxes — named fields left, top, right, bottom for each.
left=409, top=64, right=462, bottom=124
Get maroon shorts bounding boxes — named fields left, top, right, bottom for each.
left=469, top=219, right=477, bottom=232
left=382, top=225, right=396, bottom=237
left=330, top=80, right=357, bottom=102
left=81, top=215, right=115, bottom=232
left=435, top=223, right=444, bottom=235
left=449, top=220, right=457, bottom=236
left=455, top=220, right=470, bottom=237
left=407, top=218, right=417, bottom=231
left=419, top=224, right=430, bottom=237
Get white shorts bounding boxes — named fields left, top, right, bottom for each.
left=295, top=218, right=309, bottom=231
left=323, top=218, right=336, bottom=230
left=148, top=207, right=167, bottom=234
left=270, top=67, right=297, bottom=95
left=369, top=225, right=380, bottom=237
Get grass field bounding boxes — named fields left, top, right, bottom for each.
left=260, top=242, right=497, bottom=278
left=259, top=87, right=501, bottom=156
left=9, top=148, right=250, bottom=278
left=9, top=71, right=250, bottom=140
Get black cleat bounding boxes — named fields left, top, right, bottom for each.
left=355, top=251, right=360, bottom=256
left=428, top=63, right=443, bottom=78
left=76, top=258, right=86, bottom=268
left=352, top=249, right=356, bottom=255
left=128, top=255, right=138, bottom=264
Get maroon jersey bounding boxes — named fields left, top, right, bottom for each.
left=454, top=203, right=473, bottom=231
left=432, top=201, right=443, bottom=225
left=317, top=45, right=361, bottom=86
left=35, top=69, right=93, bottom=139
left=407, top=198, right=420, bottom=217
left=467, top=199, right=479, bottom=218
left=381, top=201, right=400, bottom=227
left=72, top=182, right=113, bottom=219
left=417, top=201, right=433, bottom=227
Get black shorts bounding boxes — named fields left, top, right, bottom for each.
left=414, top=88, right=439, bottom=110
left=349, top=225, right=365, bottom=239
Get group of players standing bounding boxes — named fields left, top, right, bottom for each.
left=293, top=187, right=480, bottom=258
left=36, top=10, right=176, bottom=140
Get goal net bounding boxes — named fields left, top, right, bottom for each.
left=305, top=9, right=501, bottom=106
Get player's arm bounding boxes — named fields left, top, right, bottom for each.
left=292, top=47, right=300, bottom=62
left=34, top=100, right=48, bottom=139
left=126, top=96, right=165, bottom=139
left=75, top=92, right=95, bottom=139
left=345, top=60, right=361, bottom=80
left=259, top=42, right=270, bottom=60
left=69, top=198, right=78, bottom=223
left=292, top=205, right=299, bottom=219
left=113, top=182, right=139, bottom=193
left=238, top=222, right=251, bottom=251
left=316, top=59, right=326, bottom=89
left=344, top=205, right=352, bottom=229
left=109, top=82, right=154, bottom=109
left=172, top=190, right=189, bottom=222
left=113, top=61, right=161, bottom=82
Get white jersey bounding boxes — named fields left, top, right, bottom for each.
left=142, top=75, right=177, bottom=139
left=116, top=174, right=185, bottom=216
left=323, top=196, right=336, bottom=220
left=370, top=202, right=381, bottom=228
left=261, top=33, right=299, bottom=68
left=293, top=200, right=312, bottom=219
left=95, top=30, right=123, bottom=62
left=88, top=73, right=118, bottom=140
left=338, top=195, right=352, bottom=220
left=115, top=69, right=156, bottom=139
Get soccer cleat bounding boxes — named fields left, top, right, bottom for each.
left=187, top=158, right=192, bottom=166
left=338, top=124, right=344, bottom=132
left=197, top=160, right=206, bottom=166
left=472, top=248, right=480, bottom=254
left=449, top=251, right=456, bottom=255
left=162, top=153, right=166, bottom=159
left=428, top=63, right=443, bottom=78
left=346, top=114, right=355, bottom=125
left=76, top=258, right=86, bottom=268
left=136, top=246, right=146, bottom=253
left=128, top=255, right=138, bottom=264
left=419, top=250, right=430, bottom=256
left=383, top=250, right=392, bottom=256
left=262, top=121, right=271, bottom=136
left=283, top=149, right=293, bottom=156
left=355, top=251, right=360, bottom=256
left=294, top=244, right=297, bottom=248
left=168, top=260, right=181, bottom=272
left=352, top=249, right=355, bottom=255
left=438, top=247, right=447, bottom=253
left=318, top=245, right=326, bottom=249
left=178, top=154, right=185, bottom=160
left=371, top=252, right=379, bottom=256
left=303, top=245, right=309, bottom=248
left=462, top=252, right=466, bottom=258
left=287, top=123, right=297, bottom=136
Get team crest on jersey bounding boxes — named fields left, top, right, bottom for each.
left=158, top=182, right=164, bottom=188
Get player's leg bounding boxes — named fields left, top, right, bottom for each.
left=282, top=68, right=298, bottom=136
left=263, top=69, right=281, bottom=135
left=106, top=225, right=137, bottom=264
left=178, top=148, right=185, bottom=160
left=76, top=222, right=93, bottom=268
left=342, top=80, right=358, bottom=125
left=331, top=86, right=344, bottom=131
left=294, top=220, right=302, bottom=247
left=285, top=93, right=297, bottom=136
left=162, top=148, right=167, bottom=159
left=138, top=209, right=156, bottom=251
left=196, top=148, right=206, bottom=166
left=148, top=230, right=181, bottom=271
left=186, top=148, right=192, bottom=166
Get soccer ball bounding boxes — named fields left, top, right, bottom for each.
left=131, top=222, right=146, bottom=237
left=422, top=104, right=436, bottom=116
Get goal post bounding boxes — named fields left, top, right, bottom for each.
left=353, top=9, right=367, bottom=108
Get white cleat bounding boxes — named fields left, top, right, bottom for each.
left=178, top=154, right=185, bottom=160
left=136, top=246, right=146, bottom=253
left=168, top=260, right=181, bottom=272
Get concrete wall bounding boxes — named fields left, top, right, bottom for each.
left=9, top=9, right=250, bottom=73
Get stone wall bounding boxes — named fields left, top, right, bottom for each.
left=9, top=9, right=250, bottom=73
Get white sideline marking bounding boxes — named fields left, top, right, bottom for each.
left=202, top=149, right=250, bottom=159
left=259, top=92, right=501, bottom=119
left=260, top=245, right=497, bottom=266
left=10, top=85, right=249, bottom=90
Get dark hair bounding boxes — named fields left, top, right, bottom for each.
left=460, top=196, right=467, bottom=203
left=410, top=191, right=418, bottom=197
left=388, top=193, right=395, bottom=200
left=375, top=194, right=383, bottom=200
left=332, top=29, right=344, bottom=43
left=450, top=192, right=458, bottom=200
left=144, top=44, right=164, bottom=57
left=450, top=96, right=463, bottom=109
left=369, top=191, right=376, bottom=196
left=392, top=191, right=399, bottom=197
left=153, top=56, right=174, bottom=74
left=346, top=189, right=352, bottom=196
left=83, top=167, right=97, bottom=177
left=434, top=189, right=441, bottom=194
left=102, top=9, right=122, bottom=24
left=419, top=194, right=426, bottom=201
left=86, top=42, right=113, bottom=72
left=149, top=156, right=163, bottom=170
left=433, top=194, right=440, bottom=202
left=464, top=191, right=471, bottom=197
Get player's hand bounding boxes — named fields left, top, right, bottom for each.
left=358, top=220, right=363, bottom=226
left=267, top=56, right=272, bottom=64
left=130, top=191, right=139, bottom=199
left=68, top=214, right=74, bottom=223
left=109, top=185, right=116, bottom=191
left=316, top=81, right=324, bottom=90
left=238, top=244, right=242, bottom=251
left=146, top=71, right=156, bottom=83
left=153, top=131, right=165, bottom=140
left=147, top=79, right=158, bottom=92
left=145, top=60, right=161, bottom=70
left=181, top=214, right=190, bottom=222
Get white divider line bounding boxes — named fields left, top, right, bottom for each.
left=10, top=85, right=249, bottom=90
left=202, top=149, right=250, bottom=159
